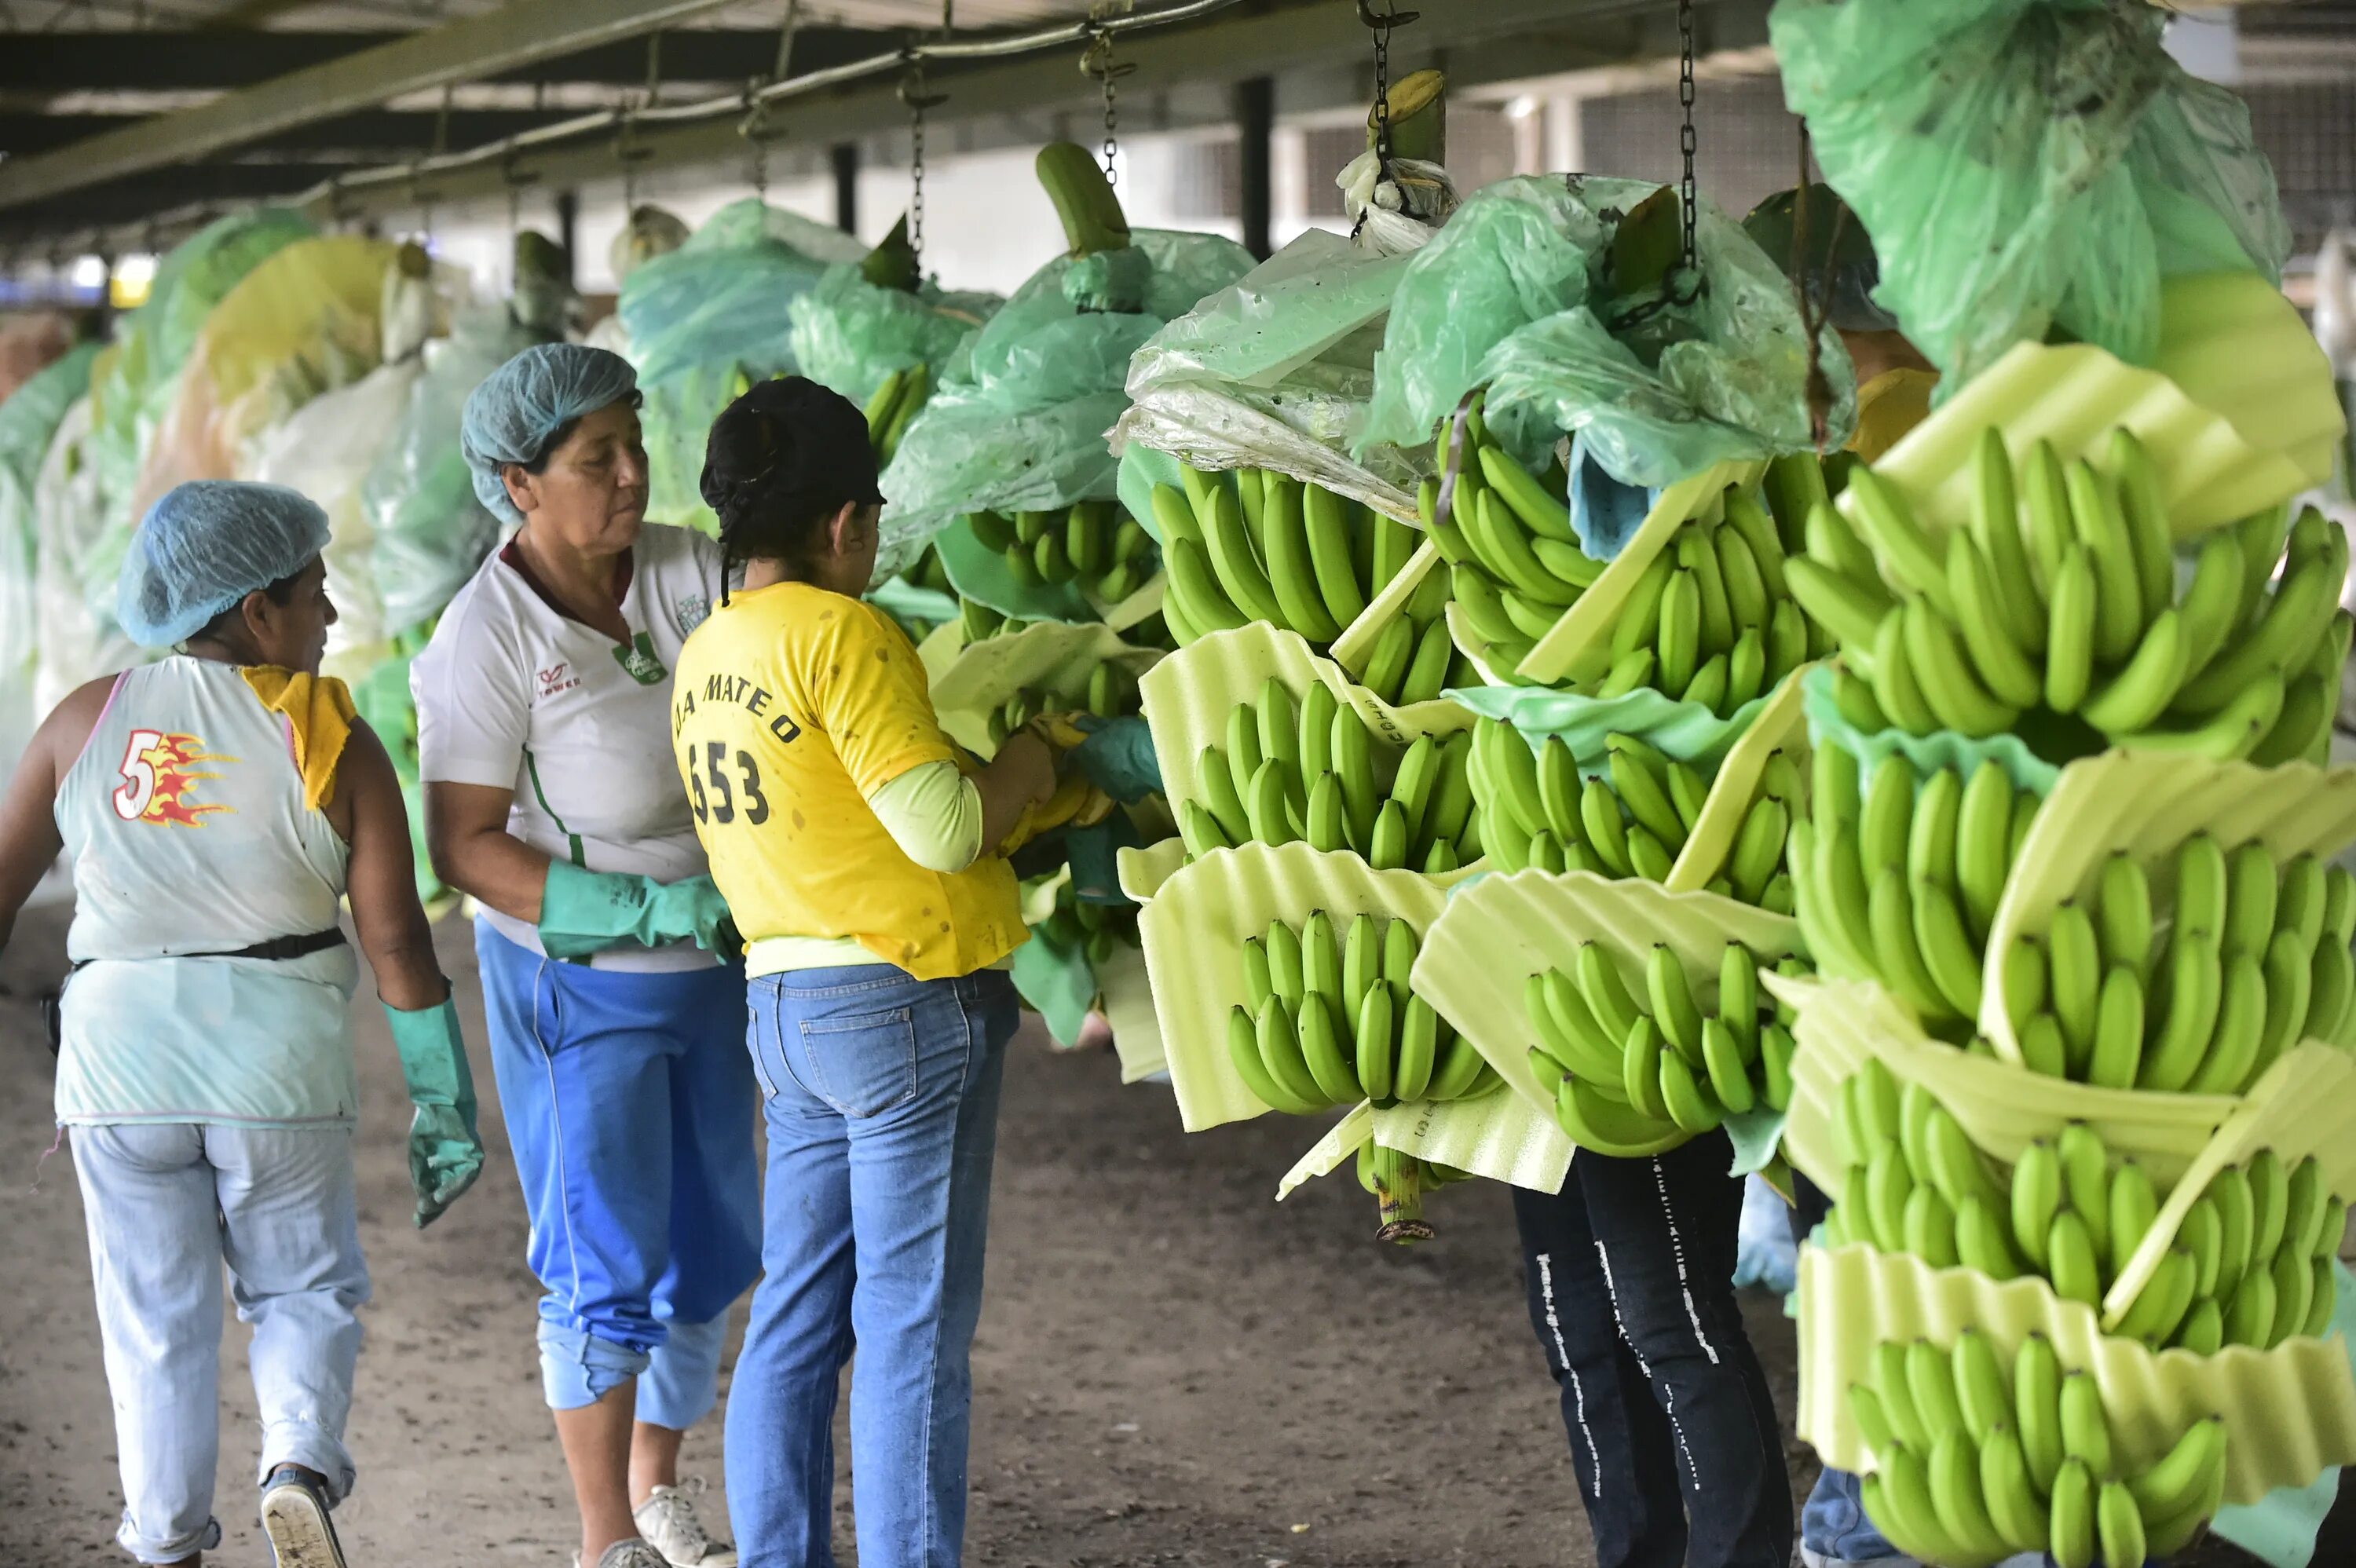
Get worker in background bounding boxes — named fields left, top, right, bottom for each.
left=414, top=344, right=758, bottom=1568
left=1751, top=181, right=1941, bottom=1568
left=676, top=378, right=1070, bottom=1568
left=0, top=481, right=483, bottom=1568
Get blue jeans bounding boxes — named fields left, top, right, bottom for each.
left=476, top=923, right=763, bottom=1425
left=726, top=964, right=1018, bottom=1568
left=71, top=1122, right=371, bottom=1565
left=1512, top=1131, right=1792, bottom=1568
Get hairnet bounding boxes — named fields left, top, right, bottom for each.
left=116, top=480, right=331, bottom=647
left=460, top=342, right=639, bottom=527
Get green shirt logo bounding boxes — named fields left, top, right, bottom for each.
left=613, top=632, right=669, bottom=685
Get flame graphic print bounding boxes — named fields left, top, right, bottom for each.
left=114, top=729, right=239, bottom=828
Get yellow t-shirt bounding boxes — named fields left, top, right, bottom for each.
left=670, top=580, right=1025, bottom=981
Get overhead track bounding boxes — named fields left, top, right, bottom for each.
left=0, top=0, right=745, bottom=213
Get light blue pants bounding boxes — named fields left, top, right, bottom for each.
left=71, top=1122, right=371, bottom=1565
left=476, top=923, right=762, bottom=1425
left=727, top=964, right=1019, bottom=1568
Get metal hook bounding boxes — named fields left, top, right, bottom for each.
left=1355, top=0, right=1418, bottom=31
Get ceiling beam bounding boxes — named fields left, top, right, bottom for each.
left=0, top=25, right=878, bottom=94
left=0, top=166, right=360, bottom=238
left=0, top=108, right=584, bottom=157
left=0, top=0, right=752, bottom=213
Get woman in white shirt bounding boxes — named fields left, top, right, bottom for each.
left=411, top=345, right=753, bottom=1568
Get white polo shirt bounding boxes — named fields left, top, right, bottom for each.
left=412, top=521, right=723, bottom=972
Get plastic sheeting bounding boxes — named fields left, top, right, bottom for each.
left=33, top=395, right=133, bottom=711
left=0, top=342, right=98, bottom=758
left=1359, top=175, right=1853, bottom=489
left=621, top=198, right=869, bottom=534
left=876, top=228, right=1255, bottom=573
left=1771, top=0, right=2289, bottom=390
left=134, top=235, right=400, bottom=515
left=786, top=263, right=999, bottom=411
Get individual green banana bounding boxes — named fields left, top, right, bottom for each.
left=1533, top=970, right=1624, bottom=1085
left=2058, top=1121, right=2113, bottom=1256
left=1978, top=1424, right=2047, bottom=1555
left=1907, top=597, right=2019, bottom=736
left=1860, top=753, right=1918, bottom=885
left=1955, top=761, right=2017, bottom=941
left=2058, top=1370, right=2113, bottom=1477
left=2020, top=1014, right=2070, bottom=1079
left=1915, top=880, right=1986, bottom=1020
left=1622, top=1016, right=1671, bottom=1120
left=2048, top=1457, right=2098, bottom=1568
left=1875, top=1340, right=1931, bottom=1448
left=1647, top=945, right=1707, bottom=1065
left=1970, top=427, right=2046, bottom=647
left=1196, top=745, right=1252, bottom=846
left=2186, top=948, right=2266, bottom=1095
left=1465, top=490, right=1578, bottom=607
left=1718, top=943, right=1760, bottom=1059
left=2011, top=1140, right=2063, bottom=1270
left=1343, top=915, right=1381, bottom=1019
left=2252, top=1146, right=2292, bottom=1265
left=2285, top=1154, right=2328, bottom=1263
left=2081, top=608, right=2188, bottom=735
left=1951, top=1329, right=2011, bottom=1442
left=1908, top=1336, right=1967, bottom=1440
left=1759, top=1023, right=1796, bottom=1112
left=1846, top=468, right=1955, bottom=616
left=1264, top=919, right=1305, bottom=1009
left=1254, top=996, right=1326, bottom=1109
left=2118, top=668, right=2287, bottom=760
left=2095, top=1481, right=2148, bottom=1568
left=2097, top=853, right=2154, bottom=980
left=2175, top=1296, right=2226, bottom=1355
left=2226, top=1263, right=2278, bottom=1348
left=1907, top=766, right=1962, bottom=890
left=1476, top=441, right=1579, bottom=543
left=1302, top=483, right=1370, bottom=632
left=1296, top=989, right=1360, bottom=1105
left=1946, top=531, right=2045, bottom=709
left=2086, top=964, right=2147, bottom=1091
left=2048, top=904, right=2104, bottom=1066
left=1871, top=607, right=1944, bottom=735
left=1866, top=1142, right=1915, bottom=1254
left=1354, top=975, right=1398, bottom=1102
left=2045, top=543, right=2098, bottom=713
left=2108, top=1159, right=2160, bottom=1278
left=2175, top=529, right=2251, bottom=681
left=2127, top=1416, right=2227, bottom=1522
left=1655, top=1047, right=1721, bottom=1133
left=2138, top=930, right=2220, bottom=1092
left=2176, top=534, right=2346, bottom=715
left=2014, top=1332, right=2066, bottom=1494
left=1578, top=943, right=1644, bottom=1045
left=1868, top=1446, right=1969, bottom=1568
left=1610, top=550, right=1677, bottom=663
left=1241, top=937, right=1275, bottom=1014
left=2048, top=1209, right=2103, bottom=1307
left=1729, top=798, right=1790, bottom=905
left=1582, top=778, right=1633, bottom=877
left=1928, top=1425, right=2010, bottom=1563
left=1608, top=735, right=1688, bottom=850
left=1355, top=613, right=1418, bottom=702
left=1784, top=554, right=1893, bottom=652
left=1331, top=707, right=1378, bottom=848
left=1399, top=616, right=1457, bottom=705
left=1699, top=1020, right=1754, bottom=1114
left=1227, top=1004, right=1321, bottom=1114
left=2065, top=459, right=2145, bottom=664
left=2181, top=1194, right=2224, bottom=1299
left=2211, top=1162, right=2256, bottom=1300
left=1657, top=568, right=1702, bottom=696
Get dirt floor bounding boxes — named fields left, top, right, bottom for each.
left=0, top=902, right=1830, bottom=1566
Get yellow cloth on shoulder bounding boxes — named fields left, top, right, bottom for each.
left=240, top=666, right=356, bottom=811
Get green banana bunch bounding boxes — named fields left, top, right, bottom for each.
left=1225, top=908, right=1502, bottom=1115
left=1154, top=466, right=1468, bottom=693
left=1036, top=879, right=1143, bottom=971
left=862, top=360, right=932, bottom=466
left=2007, top=841, right=2356, bottom=1094
left=1792, top=742, right=2046, bottom=1033
left=970, top=501, right=1159, bottom=605
left=1178, top=680, right=1484, bottom=872
left=1787, top=426, right=2353, bottom=757
left=1831, top=1079, right=2346, bottom=1353
left=1850, top=1328, right=2230, bottom=1568
left=1530, top=939, right=1807, bottom=1156
left=1465, top=718, right=1801, bottom=904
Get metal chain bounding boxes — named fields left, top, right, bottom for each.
left=900, top=57, right=947, bottom=267
left=1081, top=27, right=1132, bottom=185
left=1677, top=0, right=1699, bottom=287
left=1368, top=4, right=1394, bottom=170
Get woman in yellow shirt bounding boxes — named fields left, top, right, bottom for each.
left=671, top=377, right=1056, bottom=1568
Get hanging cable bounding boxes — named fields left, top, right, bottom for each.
left=1081, top=9, right=1136, bottom=186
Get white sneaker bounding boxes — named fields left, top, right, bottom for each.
left=260, top=1465, right=349, bottom=1568
left=634, top=1481, right=737, bottom=1568
left=576, top=1543, right=671, bottom=1568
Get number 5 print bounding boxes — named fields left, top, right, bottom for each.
left=112, top=729, right=164, bottom=821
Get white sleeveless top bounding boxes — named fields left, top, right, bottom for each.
left=53, top=656, right=361, bottom=1128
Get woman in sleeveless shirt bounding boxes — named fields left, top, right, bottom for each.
left=0, top=481, right=484, bottom=1568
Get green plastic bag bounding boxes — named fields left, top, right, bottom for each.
left=1114, top=228, right=1427, bottom=521
left=786, top=263, right=1000, bottom=411
left=875, top=228, right=1254, bottom=574
left=1770, top=0, right=2289, bottom=391
left=1358, top=174, right=1853, bottom=488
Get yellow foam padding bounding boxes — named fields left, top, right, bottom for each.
left=1136, top=839, right=1445, bottom=1131
left=1773, top=972, right=2241, bottom=1196
left=1861, top=273, right=2342, bottom=543
left=1098, top=941, right=1167, bottom=1084
left=1370, top=1090, right=1570, bottom=1195
left=927, top=618, right=1165, bottom=758
left=1978, top=752, right=2356, bottom=1066
left=1277, top=1101, right=1377, bottom=1200
left=1518, top=459, right=1767, bottom=687
left=1139, top=620, right=1481, bottom=830
left=1796, top=1239, right=2356, bottom=1505
left=1410, top=867, right=1802, bottom=1147
left=1663, top=665, right=1813, bottom=892
left=1442, top=600, right=1519, bottom=688
left=1327, top=538, right=1445, bottom=676
left=1118, top=837, right=1187, bottom=904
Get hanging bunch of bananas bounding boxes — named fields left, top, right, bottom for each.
left=1469, top=718, right=1803, bottom=905
left=1225, top=910, right=1502, bottom=1116
left=969, top=502, right=1159, bottom=604
left=1036, top=878, right=1143, bottom=970
left=1176, top=678, right=1480, bottom=871
left=1154, top=471, right=1472, bottom=702
left=958, top=600, right=1030, bottom=643
left=1794, top=746, right=2047, bottom=1032
left=1847, top=1326, right=2229, bottom=1568
left=2001, top=839, right=2356, bottom=1093
left=1788, top=427, right=2354, bottom=756
left=1821, top=1060, right=2343, bottom=1351
left=863, top=361, right=931, bottom=466
left=1531, top=939, right=1805, bottom=1152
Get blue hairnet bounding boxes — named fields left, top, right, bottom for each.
left=116, top=481, right=331, bottom=648
left=461, top=342, right=639, bottom=527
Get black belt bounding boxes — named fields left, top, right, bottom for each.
left=42, top=927, right=349, bottom=1056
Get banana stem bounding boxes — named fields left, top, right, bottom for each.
left=1369, top=68, right=1447, bottom=166
left=1374, top=1150, right=1434, bottom=1244
left=861, top=214, right=922, bottom=292
left=1036, top=141, right=1132, bottom=258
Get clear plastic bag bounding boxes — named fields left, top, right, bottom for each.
left=33, top=395, right=138, bottom=711
left=0, top=342, right=97, bottom=755
left=365, top=304, right=550, bottom=637
left=1114, top=228, right=1428, bottom=522
left=786, top=263, right=999, bottom=411
left=620, top=199, right=863, bottom=533
left=1360, top=175, right=1854, bottom=489
left=1771, top=0, right=2289, bottom=390
left=876, top=228, right=1254, bottom=570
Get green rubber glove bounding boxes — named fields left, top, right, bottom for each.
left=384, top=995, right=484, bottom=1229
left=539, top=861, right=740, bottom=959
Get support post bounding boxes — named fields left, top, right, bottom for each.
left=1236, top=75, right=1274, bottom=261
left=832, top=141, right=860, bottom=236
